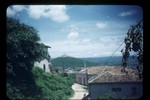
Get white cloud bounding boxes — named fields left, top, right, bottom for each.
left=28, top=5, right=44, bottom=19
left=67, top=32, right=79, bottom=40
left=12, top=5, right=26, bottom=12
left=45, top=36, right=123, bottom=58
left=7, top=5, right=69, bottom=23
left=28, top=5, right=69, bottom=22
left=7, top=5, right=25, bottom=16
left=119, top=10, right=136, bottom=17
left=7, top=7, right=15, bottom=16
left=42, top=20, right=129, bottom=58
left=62, top=24, right=79, bottom=32
left=96, top=22, right=107, bottom=29
left=82, top=38, right=91, bottom=43
left=102, top=52, right=112, bottom=55
left=69, top=25, right=79, bottom=32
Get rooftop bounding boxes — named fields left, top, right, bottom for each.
left=79, top=66, right=142, bottom=83
left=79, top=66, right=106, bottom=75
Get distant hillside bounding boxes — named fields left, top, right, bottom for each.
left=80, top=56, right=138, bottom=68
left=51, top=56, right=98, bottom=68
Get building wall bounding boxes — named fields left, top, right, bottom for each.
left=89, top=82, right=143, bottom=99
left=76, top=73, right=97, bottom=85
left=34, top=59, right=52, bottom=72
left=76, top=73, right=88, bottom=85
left=43, top=47, right=51, bottom=59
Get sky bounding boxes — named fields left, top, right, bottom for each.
left=7, top=5, right=143, bottom=58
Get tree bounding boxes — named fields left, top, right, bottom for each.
left=121, top=19, right=143, bottom=79
left=7, top=17, right=45, bottom=98
left=7, top=17, right=45, bottom=79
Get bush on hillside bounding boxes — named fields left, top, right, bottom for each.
left=32, top=67, right=74, bottom=99
left=7, top=67, right=74, bottom=99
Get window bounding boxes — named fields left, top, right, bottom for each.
left=78, top=77, right=82, bottom=84
left=117, top=88, right=121, bottom=92
left=79, top=77, right=82, bottom=84
left=49, top=64, right=51, bottom=69
left=83, top=78, right=86, bottom=85
left=112, top=87, right=122, bottom=92
left=112, top=88, right=116, bottom=92
left=132, top=87, right=137, bottom=96
left=43, top=64, right=46, bottom=72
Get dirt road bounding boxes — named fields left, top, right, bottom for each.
left=69, top=83, right=88, bottom=100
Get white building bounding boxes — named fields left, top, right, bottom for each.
left=34, top=44, right=53, bottom=72
left=79, top=66, right=143, bottom=99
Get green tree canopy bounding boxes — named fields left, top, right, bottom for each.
left=121, top=19, right=143, bottom=79
left=7, top=17, right=45, bottom=80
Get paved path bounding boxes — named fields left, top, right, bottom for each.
left=69, top=83, right=88, bottom=100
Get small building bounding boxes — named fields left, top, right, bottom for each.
left=76, top=66, right=101, bottom=85
left=76, top=72, right=88, bottom=85
left=87, top=66, right=143, bottom=99
left=34, top=43, right=54, bottom=72
left=65, top=68, right=77, bottom=75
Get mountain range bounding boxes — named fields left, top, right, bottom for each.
left=51, top=55, right=138, bottom=68
left=80, top=56, right=138, bottom=67
left=51, top=56, right=98, bottom=68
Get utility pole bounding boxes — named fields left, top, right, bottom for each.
left=62, top=53, right=65, bottom=76
left=84, top=61, right=88, bottom=85
left=62, top=60, right=64, bottom=76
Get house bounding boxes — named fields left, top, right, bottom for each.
left=87, top=66, right=143, bottom=99
left=76, top=66, right=101, bottom=85
left=34, top=43, right=54, bottom=72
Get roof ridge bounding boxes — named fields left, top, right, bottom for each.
left=89, top=68, right=107, bottom=83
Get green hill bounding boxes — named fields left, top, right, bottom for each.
left=51, top=56, right=98, bottom=68
left=80, top=56, right=138, bottom=68
left=52, top=55, right=138, bottom=68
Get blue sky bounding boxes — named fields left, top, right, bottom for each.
left=7, top=5, right=143, bottom=58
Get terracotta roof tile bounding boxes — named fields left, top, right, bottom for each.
left=79, top=66, right=142, bottom=83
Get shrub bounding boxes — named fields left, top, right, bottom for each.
left=7, top=82, right=24, bottom=99
left=7, top=67, right=74, bottom=99
left=97, top=91, right=116, bottom=100
left=32, top=67, right=74, bottom=99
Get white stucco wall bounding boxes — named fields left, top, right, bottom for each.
left=34, top=59, right=52, bottom=72
left=89, top=82, right=143, bottom=99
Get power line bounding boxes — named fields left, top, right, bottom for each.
left=87, top=19, right=143, bottom=81
left=103, top=19, right=143, bottom=66
left=103, top=41, right=124, bottom=65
